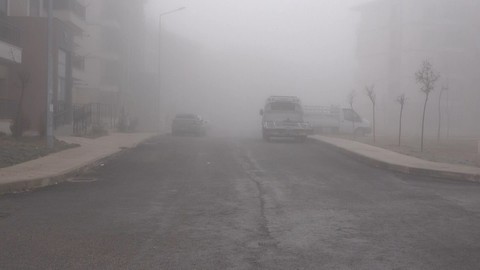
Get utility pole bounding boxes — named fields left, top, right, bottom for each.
left=157, top=16, right=163, bottom=133
left=46, top=0, right=54, bottom=148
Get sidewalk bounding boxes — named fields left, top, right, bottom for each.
left=0, top=132, right=156, bottom=195
left=312, top=135, right=480, bottom=182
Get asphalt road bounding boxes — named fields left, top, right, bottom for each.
left=1, top=135, right=480, bottom=269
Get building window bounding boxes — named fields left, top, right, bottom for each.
left=57, top=49, right=67, bottom=102
left=72, top=54, right=85, bottom=71
left=0, top=0, right=7, bottom=16
left=29, top=0, right=41, bottom=17
left=58, top=77, right=66, bottom=102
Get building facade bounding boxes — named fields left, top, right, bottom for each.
left=73, top=0, right=154, bottom=131
left=1, top=0, right=76, bottom=134
left=0, top=2, right=22, bottom=125
left=72, top=0, right=120, bottom=106
left=0, top=0, right=152, bottom=135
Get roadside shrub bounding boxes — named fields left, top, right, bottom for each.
left=10, top=114, right=31, bottom=138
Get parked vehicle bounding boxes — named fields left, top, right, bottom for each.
left=260, top=96, right=312, bottom=142
left=171, top=114, right=207, bottom=136
left=303, top=106, right=371, bottom=136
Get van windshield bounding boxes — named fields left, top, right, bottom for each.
left=269, top=102, right=297, bottom=111
left=175, top=114, right=196, bottom=119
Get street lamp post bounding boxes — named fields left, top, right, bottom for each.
left=157, top=7, right=185, bottom=133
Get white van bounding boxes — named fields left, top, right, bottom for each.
left=303, top=106, right=371, bottom=136
left=260, top=96, right=312, bottom=142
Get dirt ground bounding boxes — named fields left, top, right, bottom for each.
left=351, top=134, right=480, bottom=167
left=0, top=134, right=78, bottom=168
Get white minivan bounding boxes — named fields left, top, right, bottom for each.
left=303, top=106, right=371, bottom=136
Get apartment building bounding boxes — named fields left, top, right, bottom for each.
left=74, top=0, right=127, bottom=106
left=354, top=0, right=480, bottom=136
left=0, top=0, right=150, bottom=135
left=72, top=0, right=155, bottom=131
left=0, top=1, right=22, bottom=126
left=0, top=0, right=76, bottom=134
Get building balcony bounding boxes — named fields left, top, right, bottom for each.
left=73, top=53, right=85, bottom=71
left=52, top=0, right=87, bottom=34
left=72, top=53, right=89, bottom=89
left=0, top=19, right=22, bottom=63
left=52, top=0, right=86, bottom=19
left=72, top=63, right=86, bottom=80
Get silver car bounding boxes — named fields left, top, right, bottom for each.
left=171, top=114, right=207, bottom=136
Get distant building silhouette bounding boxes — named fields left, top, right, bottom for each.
left=354, top=0, right=480, bottom=136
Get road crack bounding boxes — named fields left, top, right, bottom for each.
left=236, top=148, right=281, bottom=265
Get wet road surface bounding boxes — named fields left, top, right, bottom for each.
left=1, top=135, right=480, bottom=269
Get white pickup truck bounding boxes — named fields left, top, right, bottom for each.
left=303, top=106, right=371, bottom=136
left=260, top=96, right=312, bottom=142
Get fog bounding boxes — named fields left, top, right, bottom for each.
left=146, top=0, right=371, bottom=136
left=145, top=0, right=480, bottom=139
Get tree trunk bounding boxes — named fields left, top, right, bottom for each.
left=421, top=94, right=429, bottom=152
left=351, top=106, right=355, bottom=138
left=446, top=91, right=450, bottom=139
left=398, top=104, right=403, bottom=146
left=437, top=90, right=444, bottom=144
left=372, top=103, right=376, bottom=144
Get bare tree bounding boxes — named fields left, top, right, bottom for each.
left=347, top=90, right=356, bottom=137
left=365, top=84, right=376, bottom=144
left=396, top=94, right=406, bottom=146
left=437, top=84, right=448, bottom=144
left=415, top=60, right=440, bottom=152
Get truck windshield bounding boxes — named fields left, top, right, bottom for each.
left=175, top=114, right=196, bottom=119
left=269, top=102, right=297, bottom=111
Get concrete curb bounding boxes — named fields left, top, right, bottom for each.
left=0, top=134, right=157, bottom=196
left=312, top=137, right=480, bottom=183
left=0, top=151, right=122, bottom=196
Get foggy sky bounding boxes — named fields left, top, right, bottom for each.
left=146, top=0, right=371, bottom=104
